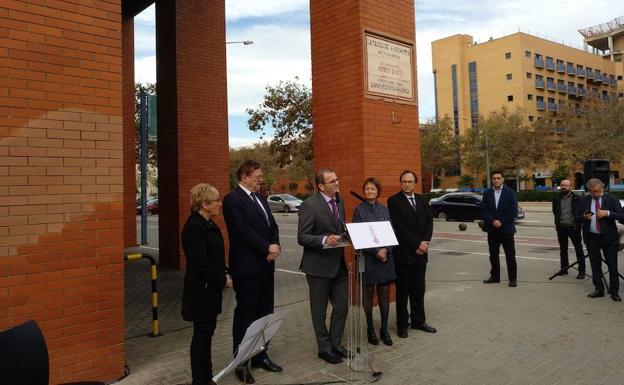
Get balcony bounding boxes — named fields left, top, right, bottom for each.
left=602, top=75, right=609, bottom=85
left=586, top=69, right=594, bottom=80
left=534, top=57, right=544, bottom=68
left=578, top=88, right=586, bottom=97
left=557, top=63, right=565, bottom=73
left=535, top=78, right=545, bottom=89
left=611, top=77, right=617, bottom=87
left=536, top=100, right=546, bottom=110
left=577, top=68, right=585, bottom=78
left=568, top=84, right=577, bottom=95
left=557, top=83, right=567, bottom=93
left=546, top=59, right=555, bottom=71
left=567, top=64, right=575, bottom=76
left=555, top=126, right=566, bottom=134
left=595, top=72, right=604, bottom=82
left=602, top=93, right=609, bottom=102
left=547, top=102, right=558, bottom=111
left=547, top=81, right=556, bottom=91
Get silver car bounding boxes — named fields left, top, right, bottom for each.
left=267, top=194, right=303, bottom=213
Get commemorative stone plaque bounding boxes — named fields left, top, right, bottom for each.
left=365, top=33, right=415, bottom=102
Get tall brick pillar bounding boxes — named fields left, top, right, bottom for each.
left=156, top=0, right=229, bottom=269
left=310, top=1, right=421, bottom=231
left=122, top=14, right=136, bottom=247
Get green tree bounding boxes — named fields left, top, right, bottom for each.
left=552, top=100, right=624, bottom=166
left=246, top=78, right=313, bottom=187
left=420, top=116, right=457, bottom=189
left=135, top=83, right=158, bottom=195
left=229, top=142, right=280, bottom=192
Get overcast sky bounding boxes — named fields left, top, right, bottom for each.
left=133, top=1, right=623, bottom=147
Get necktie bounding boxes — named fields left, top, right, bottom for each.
left=251, top=193, right=269, bottom=224
left=330, top=199, right=340, bottom=227
left=595, top=197, right=601, bottom=232
left=409, top=196, right=417, bottom=210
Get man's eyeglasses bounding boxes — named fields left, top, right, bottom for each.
left=323, top=178, right=339, bottom=185
left=401, top=180, right=416, bottom=185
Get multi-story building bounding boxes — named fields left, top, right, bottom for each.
left=432, top=24, right=622, bottom=189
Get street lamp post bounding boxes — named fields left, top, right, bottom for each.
left=226, top=40, right=254, bottom=45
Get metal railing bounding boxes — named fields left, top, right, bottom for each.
left=125, top=252, right=162, bottom=337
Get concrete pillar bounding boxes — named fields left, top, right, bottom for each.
left=155, top=0, right=229, bottom=269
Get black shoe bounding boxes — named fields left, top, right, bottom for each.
left=576, top=271, right=585, bottom=279
left=411, top=322, right=437, bottom=333
left=483, top=277, right=500, bottom=284
left=610, top=293, right=622, bottom=302
left=367, top=328, right=379, bottom=345
left=235, top=366, right=255, bottom=384
left=556, top=269, right=568, bottom=276
left=332, top=346, right=353, bottom=359
left=251, top=357, right=282, bottom=372
left=380, top=328, right=393, bottom=346
left=397, top=327, right=408, bottom=338
left=509, top=280, right=517, bottom=287
left=587, top=290, right=605, bottom=298
left=318, top=350, right=343, bottom=364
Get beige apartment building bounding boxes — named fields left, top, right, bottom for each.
left=432, top=18, right=623, bottom=190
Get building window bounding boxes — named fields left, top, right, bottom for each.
left=468, top=61, right=479, bottom=129
left=505, top=52, right=511, bottom=59
left=527, top=94, right=533, bottom=100
left=526, top=72, right=532, bottom=79
left=507, top=95, right=513, bottom=102
left=525, top=50, right=531, bottom=58
left=528, top=116, right=534, bottom=122
left=506, top=73, right=512, bottom=80
left=449, top=64, right=461, bottom=176
left=618, top=75, right=623, bottom=81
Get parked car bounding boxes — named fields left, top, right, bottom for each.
left=429, top=192, right=525, bottom=222
left=136, top=198, right=158, bottom=215
left=267, top=194, right=303, bottom=213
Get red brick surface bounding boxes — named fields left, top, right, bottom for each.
left=0, top=0, right=125, bottom=382
left=156, top=0, right=230, bottom=269
left=310, top=0, right=420, bottom=299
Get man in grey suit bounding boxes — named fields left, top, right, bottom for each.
left=297, top=169, right=350, bottom=365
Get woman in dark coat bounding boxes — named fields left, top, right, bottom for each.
left=352, top=177, right=396, bottom=346
left=181, top=183, right=229, bottom=385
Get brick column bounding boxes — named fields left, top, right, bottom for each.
left=122, top=14, right=136, bottom=247
left=0, top=2, right=125, bottom=382
left=310, top=0, right=420, bottom=295
left=156, top=0, right=229, bottom=269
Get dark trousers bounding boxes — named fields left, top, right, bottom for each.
left=395, top=262, right=426, bottom=329
left=191, top=319, right=217, bottom=385
left=306, top=266, right=348, bottom=354
left=586, top=233, right=619, bottom=294
left=232, top=273, right=274, bottom=361
left=556, top=225, right=585, bottom=271
left=487, top=230, right=517, bottom=281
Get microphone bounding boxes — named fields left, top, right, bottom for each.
left=333, top=192, right=351, bottom=241
left=350, top=190, right=366, bottom=203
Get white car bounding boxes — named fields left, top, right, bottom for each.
left=267, top=194, right=303, bottom=213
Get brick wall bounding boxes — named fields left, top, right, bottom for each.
left=0, top=0, right=125, bottom=382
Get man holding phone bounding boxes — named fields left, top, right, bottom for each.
left=575, top=178, right=624, bottom=302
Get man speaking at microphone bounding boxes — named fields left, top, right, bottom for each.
left=297, top=169, right=350, bottom=365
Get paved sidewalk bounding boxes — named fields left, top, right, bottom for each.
left=122, top=222, right=624, bottom=385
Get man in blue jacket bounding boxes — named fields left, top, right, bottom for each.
left=481, top=171, right=519, bottom=287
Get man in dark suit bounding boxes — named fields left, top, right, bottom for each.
left=297, top=169, right=350, bottom=365
left=387, top=170, right=435, bottom=339
left=574, top=178, right=624, bottom=302
left=552, top=179, right=586, bottom=278
left=481, top=171, right=518, bottom=287
left=222, top=160, right=282, bottom=384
